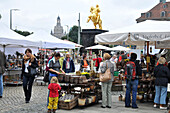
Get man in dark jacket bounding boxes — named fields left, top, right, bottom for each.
left=125, top=53, right=142, bottom=108
left=62, top=53, right=75, bottom=73
left=0, top=50, right=6, bottom=98
left=154, top=57, right=170, bottom=110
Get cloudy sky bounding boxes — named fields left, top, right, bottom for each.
left=0, top=0, right=161, bottom=33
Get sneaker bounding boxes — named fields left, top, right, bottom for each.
left=160, top=106, right=167, bottom=110
left=0, top=96, right=2, bottom=98
left=101, top=106, right=106, bottom=108
left=132, top=106, right=138, bottom=109
left=106, top=106, right=111, bottom=108
left=153, top=104, right=158, bottom=108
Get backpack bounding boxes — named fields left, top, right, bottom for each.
left=125, top=61, right=136, bottom=81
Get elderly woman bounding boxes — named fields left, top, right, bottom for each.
left=154, top=57, right=170, bottom=110
left=100, top=53, right=114, bottom=108
left=21, top=48, right=38, bottom=103
left=62, top=53, right=75, bottom=73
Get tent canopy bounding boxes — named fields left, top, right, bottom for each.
left=0, top=22, right=41, bottom=47
left=95, top=20, right=170, bottom=46
left=106, top=46, right=131, bottom=51
left=63, top=40, right=83, bottom=48
left=27, top=30, right=75, bottom=49
left=85, top=45, right=110, bottom=50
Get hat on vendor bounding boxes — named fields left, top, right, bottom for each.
left=158, top=57, right=166, bottom=64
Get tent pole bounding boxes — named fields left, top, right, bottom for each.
left=3, top=45, right=5, bottom=53
left=147, top=41, right=149, bottom=72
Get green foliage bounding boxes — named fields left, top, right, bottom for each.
left=61, top=36, right=67, bottom=40
left=14, top=29, right=33, bottom=36
left=69, top=25, right=82, bottom=44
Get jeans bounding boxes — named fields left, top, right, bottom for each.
left=0, top=74, right=3, bottom=96
left=125, top=79, right=138, bottom=108
left=154, top=86, right=167, bottom=105
left=101, top=81, right=112, bottom=107
left=23, top=74, right=35, bottom=101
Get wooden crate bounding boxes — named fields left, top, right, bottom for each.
left=59, top=95, right=79, bottom=110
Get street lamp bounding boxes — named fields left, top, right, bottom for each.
left=65, top=25, right=69, bottom=40
left=10, top=9, right=20, bottom=30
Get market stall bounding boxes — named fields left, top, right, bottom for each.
left=95, top=20, right=170, bottom=102
left=0, top=22, right=41, bottom=85
left=57, top=71, right=101, bottom=110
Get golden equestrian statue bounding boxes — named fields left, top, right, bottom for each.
left=87, top=4, right=102, bottom=30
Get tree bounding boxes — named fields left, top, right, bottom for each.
left=69, top=25, right=82, bottom=44
left=14, top=29, right=33, bottom=36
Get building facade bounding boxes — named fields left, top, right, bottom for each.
left=52, top=16, right=65, bottom=38
left=136, top=0, right=170, bottom=23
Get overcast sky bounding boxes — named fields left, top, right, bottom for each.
left=0, top=0, right=162, bottom=33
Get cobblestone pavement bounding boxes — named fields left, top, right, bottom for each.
left=0, top=84, right=167, bottom=113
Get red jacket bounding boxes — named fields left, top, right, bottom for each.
left=93, top=57, right=102, bottom=67
left=48, top=83, right=61, bottom=97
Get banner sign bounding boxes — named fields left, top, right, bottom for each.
left=155, top=41, right=170, bottom=49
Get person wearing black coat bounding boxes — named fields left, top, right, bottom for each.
left=21, top=49, right=38, bottom=103
left=154, top=57, right=170, bottom=110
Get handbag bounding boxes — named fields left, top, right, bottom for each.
left=30, top=67, right=37, bottom=75
left=100, top=62, right=111, bottom=82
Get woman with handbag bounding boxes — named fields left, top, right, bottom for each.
left=99, top=53, right=114, bottom=108
left=21, top=48, right=38, bottom=103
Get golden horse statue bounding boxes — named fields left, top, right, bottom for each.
left=87, top=5, right=102, bottom=30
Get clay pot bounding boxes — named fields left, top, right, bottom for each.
left=91, top=96, right=96, bottom=103
left=78, top=98, right=86, bottom=106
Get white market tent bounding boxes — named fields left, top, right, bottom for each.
left=27, top=30, right=75, bottom=49
left=95, top=20, right=170, bottom=46
left=85, top=45, right=110, bottom=50
left=0, top=22, right=41, bottom=53
left=106, top=45, right=131, bottom=51
left=0, top=22, right=41, bottom=48
left=63, top=40, right=83, bottom=48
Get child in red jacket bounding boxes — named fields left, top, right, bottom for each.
left=47, top=77, right=61, bottom=113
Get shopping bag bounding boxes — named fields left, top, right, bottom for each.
left=100, top=62, right=111, bottom=82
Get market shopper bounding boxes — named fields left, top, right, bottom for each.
left=0, top=50, right=6, bottom=98
left=47, top=77, right=61, bottom=113
left=47, top=52, right=65, bottom=107
left=125, top=53, right=142, bottom=109
left=110, top=54, right=118, bottom=63
left=49, top=52, right=65, bottom=81
left=93, top=54, right=102, bottom=71
left=62, top=53, right=75, bottom=73
left=21, top=48, right=38, bottom=103
left=100, top=53, right=114, bottom=108
left=80, top=55, right=89, bottom=71
left=154, top=57, right=170, bottom=110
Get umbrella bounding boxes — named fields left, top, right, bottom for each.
left=85, top=45, right=110, bottom=50
left=106, top=46, right=131, bottom=51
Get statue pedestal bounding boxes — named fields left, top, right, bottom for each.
left=80, top=29, right=108, bottom=54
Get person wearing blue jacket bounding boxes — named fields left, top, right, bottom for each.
left=62, top=53, right=75, bottom=73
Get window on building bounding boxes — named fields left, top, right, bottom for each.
left=141, top=13, right=145, bottom=17
left=161, top=11, right=166, bottom=17
left=146, top=12, right=151, bottom=18
left=163, top=4, right=168, bottom=8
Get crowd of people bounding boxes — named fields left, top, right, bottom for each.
left=1, top=48, right=170, bottom=113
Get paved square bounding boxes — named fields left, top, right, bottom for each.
left=0, top=85, right=167, bottom=113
